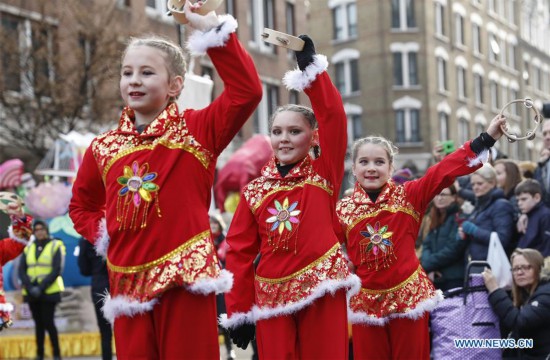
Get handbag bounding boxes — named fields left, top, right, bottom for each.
left=486, top=232, right=513, bottom=290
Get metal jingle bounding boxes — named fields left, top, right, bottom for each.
left=524, top=97, right=533, bottom=108
left=534, top=114, right=543, bottom=124
left=527, top=131, right=536, bottom=141
left=507, top=136, right=517, bottom=143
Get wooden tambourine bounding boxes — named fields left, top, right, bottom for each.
left=166, top=0, right=223, bottom=24
left=261, top=28, right=305, bottom=51
left=499, top=98, right=543, bottom=142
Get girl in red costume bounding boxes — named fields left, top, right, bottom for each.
left=69, top=3, right=262, bottom=359
left=336, top=115, right=507, bottom=359
left=222, top=35, right=360, bottom=359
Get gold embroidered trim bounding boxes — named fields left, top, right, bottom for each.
left=107, top=230, right=210, bottom=273
left=250, top=180, right=332, bottom=213
left=346, top=206, right=420, bottom=237
left=360, top=266, right=421, bottom=294
left=255, top=242, right=340, bottom=284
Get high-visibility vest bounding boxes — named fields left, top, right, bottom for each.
left=22, top=239, right=65, bottom=295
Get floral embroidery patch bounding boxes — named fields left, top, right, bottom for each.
left=266, top=198, right=300, bottom=234
left=359, top=221, right=396, bottom=270
left=116, top=161, right=160, bottom=230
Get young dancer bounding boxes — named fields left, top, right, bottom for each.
left=69, top=4, right=262, bottom=358
left=336, top=115, right=507, bottom=359
left=222, top=35, right=360, bottom=359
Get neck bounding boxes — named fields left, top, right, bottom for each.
left=133, top=101, right=171, bottom=127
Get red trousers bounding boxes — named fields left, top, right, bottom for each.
left=256, top=290, right=348, bottom=360
left=351, top=313, right=430, bottom=360
left=113, top=288, right=219, bottom=360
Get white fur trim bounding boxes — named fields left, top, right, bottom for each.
left=94, top=218, right=109, bottom=259
left=252, top=274, right=361, bottom=322
left=219, top=311, right=254, bottom=330
left=282, top=54, right=329, bottom=92
left=467, top=149, right=490, bottom=167
left=187, top=269, right=233, bottom=295
left=349, top=290, right=444, bottom=326
left=7, top=226, right=28, bottom=245
left=186, top=15, right=238, bottom=56
left=0, top=303, right=14, bottom=312
left=101, top=294, right=158, bottom=324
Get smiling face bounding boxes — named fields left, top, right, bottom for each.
left=471, top=173, right=495, bottom=197
left=270, top=111, right=317, bottom=166
left=120, top=45, right=182, bottom=125
left=352, top=143, right=393, bottom=192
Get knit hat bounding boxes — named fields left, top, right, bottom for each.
left=392, top=168, right=413, bottom=185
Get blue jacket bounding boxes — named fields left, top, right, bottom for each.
left=465, top=188, right=515, bottom=261
left=420, top=204, right=466, bottom=289
left=519, top=202, right=550, bottom=257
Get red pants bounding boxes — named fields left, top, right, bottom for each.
left=256, top=290, right=348, bottom=360
left=351, top=313, right=429, bottom=360
left=113, top=288, right=219, bottom=360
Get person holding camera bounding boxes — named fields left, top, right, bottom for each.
left=19, top=221, right=65, bottom=360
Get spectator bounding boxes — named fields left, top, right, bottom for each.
left=19, top=221, right=65, bottom=360
left=458, top=164, right=515, bottom=261
left=482, top=248, right=550, bottom=359
left=421, top=185, right=466, bottom=291
left=77, top=238, right=112, bottom=360
left=534, top=120, right=550, bottom=206
left=514, top=179, right=550, bottom=257
left=518, top=160, right=537, bottom=179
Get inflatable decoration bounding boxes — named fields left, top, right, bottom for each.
left=0, top=191, right=25, bottom=217
left=25, top=182, right=72, bottom=219
left=0, top=159, right=24, bottom=190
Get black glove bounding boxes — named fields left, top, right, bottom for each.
left=296, top=35, right=316, bottom=71
left=228, top=323, right=255, bottom=350
left=28, top=286, right=42, bottom=298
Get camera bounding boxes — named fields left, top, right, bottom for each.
left=542, top=103, right=550, bottom=118
left=441, top=140, right=455, bottom=155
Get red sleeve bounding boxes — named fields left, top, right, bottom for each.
left=186, top=33, right=262, bottom=156
left=306, top=72, right=347, bottom=199
left=224, top=194, right=260, bottom=317
left=0, top=238, right=25, bottom=265
left=69, top=145, right=106, bottom=245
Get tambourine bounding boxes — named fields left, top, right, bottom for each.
left=261, top=28, right=305, bottom=51
left=166, top=0, right=223, bottom=24
left=498, top=98, right=543, bottom=142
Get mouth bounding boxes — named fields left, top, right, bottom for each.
left=364, top=176, right=378, bottom=181
left=129, top=91, right=145, bottom=97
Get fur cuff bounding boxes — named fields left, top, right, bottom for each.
left=8, top=226, right=29, bottom=245
left=219, top=311, right=254, bottom=330
left=94, top=218, right=109, bottom=259
left=349, top=290, right=444, bottom=326
left=252, top=274, right=361, bottom=322
left=186, top=14, right=238, bottom=56
left=187, top=269, right=233, bottom=295
left=0, top=303, right=14, bottom=312
left=283, top=54, right=329, bottom=92
left=467, top=149, right=490, bottom=167
left=102, top=294, right=158, bottom=324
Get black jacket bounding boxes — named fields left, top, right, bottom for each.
left=77, top=239, right=109, bottom=297
left=488, top=279, right=550, bottom=359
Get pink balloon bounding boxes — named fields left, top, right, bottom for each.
left=25, top=182, right=72, bottom=219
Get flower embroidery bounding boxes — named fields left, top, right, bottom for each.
left=359, top=221, right=395, bottom=270
left=266, top=198, right=300, bottom=234
left=117, top=161, right=158, bottom=207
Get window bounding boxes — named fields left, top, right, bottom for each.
left=286, top=2, right=295, bottom=37
left=1, top=13, right=22, bottom=92
left=393, top=96, right=422, bottom=143
left=225, top=0, right=236, bottom=16
left=332, top=1, right=357, bottom=40
left=289, top=90, right=299, bottom=105
left=472, top=23, right=482, bottom=54
left=250, top=0, right=275, bottom=54
left=435, top=1, right=446, bottom=37
left=523, top=60, right=530, bottom=86
left=455, top=13, right=464, bottom=46
left=349, top=114, right=363, bottom=140
left=490, top=80, right=499, bottom=110
left=458, top=117, right=470, bottom=144
left=474, top=73, right=484, bottom=105
left=457, top=66, right=467, bottom=99
left=508, top=42, right=516, bottom=69
left=333, top=49, right=360, bottom=95
left=254, top=82, right=279, bottom=134
left=391, top=0, right=416, bottom=30
left=509, top=88, right=519, bottom=115
left=391, top=45, right=419, bottom=87
left=146, top=0, right=169, bottom=16
left=489, top=33, right=500, bottom=63
left=437, top=57, right=447, bottom=92
left=438, top=112, right=449, bottom=140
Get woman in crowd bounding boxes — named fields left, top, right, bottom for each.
left=482, top=248, right=550, bottom=359
left=420, top=185, right=466, bottom=291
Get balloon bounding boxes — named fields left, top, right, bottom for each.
left=25, top=182, right=72, bottom=219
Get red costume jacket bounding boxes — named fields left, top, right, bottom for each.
left=222, top=55, right=361, bottom=329
left=1, top=216, right=32, bottom=327
left=69, top=17, right=262, bottom=322
left=337, top=142, right=486, bottom=325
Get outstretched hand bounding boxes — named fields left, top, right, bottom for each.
left=183, top=0, right=220, bottom=32
left=296, top=35, right=316, bottom=71
left=228, top=323, right=255, bottom=350
left=486, top=114, right=507, bottom=141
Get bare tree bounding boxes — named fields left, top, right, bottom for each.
left=0, top=0, right=124, bottom=164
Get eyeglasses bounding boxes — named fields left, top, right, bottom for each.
left=435, top=193, right=452, bottom=198
left=511, top=264, right=532, bottom=273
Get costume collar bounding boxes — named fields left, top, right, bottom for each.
left=261, top=156, right=313, bottom=180
left=352, top=180, right=396, bottom=205
left=117, top=102, right=180, bottom=137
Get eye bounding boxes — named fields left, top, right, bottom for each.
left=290, top=129, right=302, bottom=135
left=143, top=70, right=154, bottom=75
left=272, top=129, right=281, bottom=135
left=359, top=160, right=368, bottom=165
left=375, top=160, right=385, bottom=165
left=122, top=70, right=132, bottom=76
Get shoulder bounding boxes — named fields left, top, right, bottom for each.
left=336, top=196, right=353, bottom=213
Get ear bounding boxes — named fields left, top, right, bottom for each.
left=168, top=75, right=184, bottom=98
left=311, top=129, right=319, bottom=146
left=534, top=193, right=542, bottom=202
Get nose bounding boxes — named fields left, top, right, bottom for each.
left=130, top=73, right=142, bottom=86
